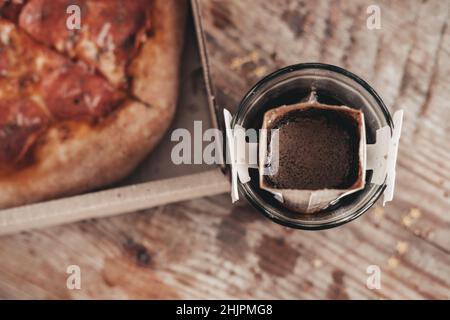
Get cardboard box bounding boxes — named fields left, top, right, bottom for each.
left=0, top=2, right=230, bottom=235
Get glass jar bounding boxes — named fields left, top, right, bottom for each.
left=231, top=63, right=393, bottom=230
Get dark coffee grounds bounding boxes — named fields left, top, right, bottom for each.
left=264, top=107, right=360, bottom=190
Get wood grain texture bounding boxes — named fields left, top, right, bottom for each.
left=0, top=0, right=449, bottom=299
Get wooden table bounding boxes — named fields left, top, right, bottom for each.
left=0, top=0, right=449, bottom=299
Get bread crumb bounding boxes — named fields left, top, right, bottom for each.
left=402, top=215, right=413, bottom=227
left=251, top=66, right=267, bottom=78
left=230, top=51, right=259, bottom=70
left=409, top=208, right=421, bottom=219
left=387, top=256, right=399, bottom=269
left=396, top=241, right=409, bottom=255
left=373, top=207, right=385, bottom=220
left=402, top=208, right=423, bottom=229
left=313, top=258, right=323, bottom=268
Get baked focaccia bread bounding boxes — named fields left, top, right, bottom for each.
left=0, top=0, right=186, bottom=208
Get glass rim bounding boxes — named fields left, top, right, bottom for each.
left=231, top=62, right=394, bottom=230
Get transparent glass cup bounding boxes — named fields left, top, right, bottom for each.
left=231, top=63, right=393, bottom=230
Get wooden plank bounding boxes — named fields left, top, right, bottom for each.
left=0, top=196, right=448, bottom=299
left=0, top=170, right=229, bottom=236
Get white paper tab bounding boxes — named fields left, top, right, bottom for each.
left=366, top=110, right=403, bottom=205
left=224, top=109, right=260, bottom=203
left=224, top=109, right=239, bottom=203
left=366, top=127, right=390, bottom=185
left=383, top=110, right=403, bottom=205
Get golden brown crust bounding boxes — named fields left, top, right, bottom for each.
left=130, top=0, right=187, bottom=116
left=0, top=0, right=187, bottom=208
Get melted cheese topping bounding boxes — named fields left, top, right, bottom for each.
left=0, top=18, right=126, bottom=164
left=0, top=23, right=12, bottom=45
left=19, top=0, right=152, bottom=87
